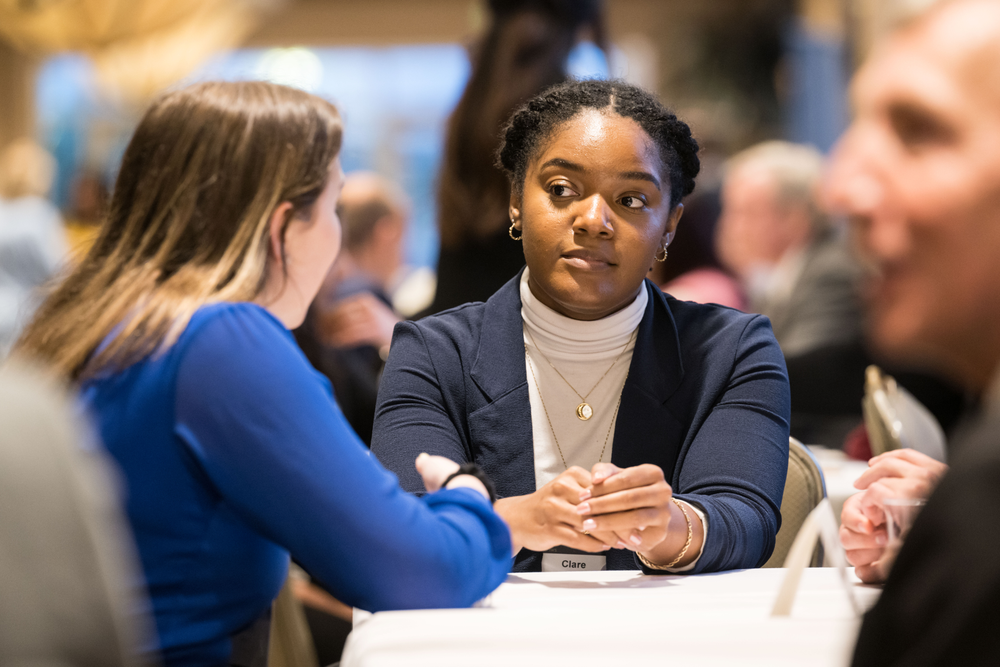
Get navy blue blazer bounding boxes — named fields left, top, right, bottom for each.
left=372, top=273, right=790, bottom=573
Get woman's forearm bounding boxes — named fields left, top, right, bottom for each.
left=494, top=496, right=527, bottom=556
left=637, top=499, right=705, bottom=569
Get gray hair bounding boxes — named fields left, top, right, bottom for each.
left=725, top=140, right=829, bottom=233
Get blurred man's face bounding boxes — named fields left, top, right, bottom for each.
left=826, top=2, right=1000, bottom=389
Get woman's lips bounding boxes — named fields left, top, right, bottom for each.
left=561, top=250, right=614, bottom=270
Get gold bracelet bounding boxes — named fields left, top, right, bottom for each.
left=637, top=498, right=693, bottom=570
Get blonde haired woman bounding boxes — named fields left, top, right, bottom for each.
left=16, top=82, right=510, bottom=666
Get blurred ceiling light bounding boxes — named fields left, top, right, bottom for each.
left=0, top=0, right=283, bottom=103
left=255, top=47, right=323, bottom=93
left=0, top=0, right=64, bottom=12
left=566, top=41, right=608, bottom=80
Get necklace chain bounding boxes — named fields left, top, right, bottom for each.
left=525, top=343, right=629, bottom=470
left=524, top=327, right=637, bottom=405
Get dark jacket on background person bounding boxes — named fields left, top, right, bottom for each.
left=295, top=276, right=392, bottom=446
left=753, top=232, right=864, bottom=358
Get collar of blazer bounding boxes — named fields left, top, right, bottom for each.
left=470, top=268, right=686, bottom=409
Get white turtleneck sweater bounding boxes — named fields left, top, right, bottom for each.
left=520, top=269, right=646, bottom=488
left=520, top=269, right=706, bottom=571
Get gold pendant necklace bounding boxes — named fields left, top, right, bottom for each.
left=524, top=327, right=636, bottom=421
left=525, top=346, right=628, bottom=470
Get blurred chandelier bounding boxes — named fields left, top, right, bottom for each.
left=0, top=0, right=284, bottom=101
left=0, top=0, right=68, bottom=12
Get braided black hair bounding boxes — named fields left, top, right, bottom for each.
left=497, top=79, right=700, bottom=208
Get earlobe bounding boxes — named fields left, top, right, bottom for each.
left=508, top=205, right=524, bottom=241
left=509, top=188, right=523, bottom=223
left=661, top=203, right=684, bottom=244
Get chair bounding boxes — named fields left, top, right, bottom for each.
left=862, top=365, right=947, bottom=462
left=268, top=572, right=319, bottom=667
left=0, top=363, right=150, bottom=666
left=763, top=437, right=826, bottom=568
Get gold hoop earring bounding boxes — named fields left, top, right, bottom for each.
left=654, top=243, right=668, bottom=262
left=509, top=220, right=523, bottom=241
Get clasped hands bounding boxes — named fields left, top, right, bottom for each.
left=840, top=449, right=947, bottom=583
left=495, top=462, right=686, bottom=566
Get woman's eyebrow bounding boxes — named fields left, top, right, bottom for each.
left=539, top=157, right=585, bottom=172
left=620, top=170, right=661, bottom=190
left=539, top=158, right=661, bottom=190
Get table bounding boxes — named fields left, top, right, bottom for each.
left=341, top=568, right=881, bottom=667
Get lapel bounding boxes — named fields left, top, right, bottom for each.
left=611, top=281, right=687, bottom=479
left=468, top=272, right=536, bottom=498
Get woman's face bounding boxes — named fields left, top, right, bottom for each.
left=277, top=158, right=345, bottom=326
left=513, top=109, right=683, bottom=321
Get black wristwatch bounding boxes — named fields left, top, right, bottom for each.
left=441, top=463, right=498, bottom=504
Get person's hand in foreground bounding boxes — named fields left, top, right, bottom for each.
left=580, top=462, right=704, bottom=569
left=494, top=467, right=611, bottom=555
left=840, top=449, right=948, bottom=583
left=415, top=453, right=489, bottom=501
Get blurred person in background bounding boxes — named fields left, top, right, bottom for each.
left=717, top=140, right=863, bottom=356
left=717, top=141, right=867, bottom=446
left=650, top=189, right=746, bottom=310
left=64, top=168, right=111, bottom=260
left=427, top=0, right=605, bottom=315
left=824, top=0, right=1000, bottom=663
left=295, top=171, right=407, bottom=445
left=717, top=140, right=962, bottom=448
left=0, top=139, right=68, bottom=357
left=14, top=81, right=510, bottom=666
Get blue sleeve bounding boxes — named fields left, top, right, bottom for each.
left=672, top=315, right=790, bottom=573
left=173, top=305, right=510, bottom=612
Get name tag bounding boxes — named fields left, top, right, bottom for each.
left=541, top=546, right=607, bottom=572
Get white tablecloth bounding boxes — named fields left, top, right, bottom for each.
left=342, top=568, right=881, bottom=667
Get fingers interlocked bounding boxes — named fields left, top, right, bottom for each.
left=533, top=467, right=612, bottom=553
left=575, top=463, right=673, bottom=552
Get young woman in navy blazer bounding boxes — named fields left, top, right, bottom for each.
left=373, top=80, right=791, bottom=573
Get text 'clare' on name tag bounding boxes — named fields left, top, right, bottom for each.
left=541, top=546, right=607, bottom=572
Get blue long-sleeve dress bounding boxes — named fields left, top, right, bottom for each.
left=81, top=302, right=511, bottom=666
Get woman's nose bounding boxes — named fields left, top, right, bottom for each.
left=573, top=194, right=613, bottom=236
